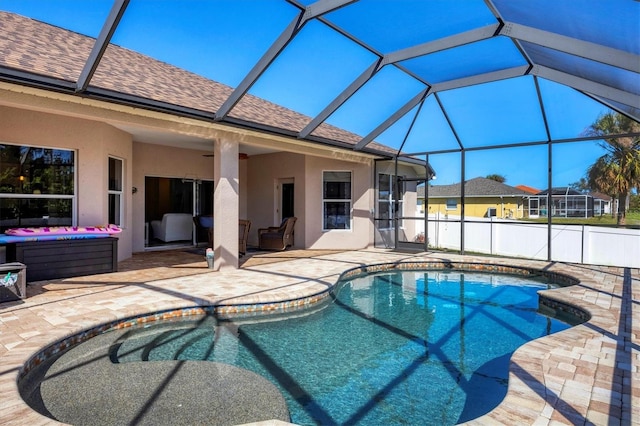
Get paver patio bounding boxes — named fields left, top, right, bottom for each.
left=0, top=248, right=638, bottom=425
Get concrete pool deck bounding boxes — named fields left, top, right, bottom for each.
left=0, top=248, right=638, bottom=425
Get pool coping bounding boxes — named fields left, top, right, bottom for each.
left=1, top=250, right=636, bottom=425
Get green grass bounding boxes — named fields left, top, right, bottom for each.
left=524, top=211, right=640, bottom=227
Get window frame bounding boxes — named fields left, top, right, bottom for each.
left=322, top=170, right=352, bottom=231
left=0, top=143, right=76, bottom=231
left=445, top=198, right=458, bottom=210
left=108, top=156, right=124, bottom=226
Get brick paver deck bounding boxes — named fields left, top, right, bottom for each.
left=1, top=248, right=638, bottom=425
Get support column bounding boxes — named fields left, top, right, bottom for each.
left=213, top=138, right=239, bottom=270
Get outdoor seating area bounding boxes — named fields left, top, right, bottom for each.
left=193, top=217, right=252, bottom=257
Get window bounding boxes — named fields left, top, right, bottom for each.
left=0, top=144, right=75, bottom=232
left=108, top=157, right=123, bottom=226
left=323, top=171, right=351, bottom=230
left=377, top=173, right=404, bottom=229
left=446, top=199, right=457, bottom=210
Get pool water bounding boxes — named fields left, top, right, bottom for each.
left=114, top=271, right=574, bottom=425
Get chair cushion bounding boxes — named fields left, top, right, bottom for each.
left=199, top=216, right=213, bottom=228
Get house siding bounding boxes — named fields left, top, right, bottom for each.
left=427, top=196, right=525, bottom=219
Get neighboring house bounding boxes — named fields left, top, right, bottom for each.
left=590, top=192, right=613, bottom=216
left=418, top=177, right=530, bottom=219
left=528, top=188, right=611, bottom=218
left=0, top=12, right=431, bottom=269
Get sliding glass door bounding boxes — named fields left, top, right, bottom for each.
left=144, top=177, right=213, bottom=248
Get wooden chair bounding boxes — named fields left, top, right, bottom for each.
left=238, top=219, right=251, bottom=257
left=193, top=215, right=213, bottom=247
left=258, top=217, right=297, bottom=251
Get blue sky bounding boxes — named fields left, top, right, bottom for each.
left=0, top=0, right=619, bottom=189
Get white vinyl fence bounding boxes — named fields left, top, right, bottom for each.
left=417, top=214, right=640, bottom=268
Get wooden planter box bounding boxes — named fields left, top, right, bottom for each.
left=5, top=237, right=118, bottom=282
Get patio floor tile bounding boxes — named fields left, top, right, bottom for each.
left=0, top=248, right=638, bottom=425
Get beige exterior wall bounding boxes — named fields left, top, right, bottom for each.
left=131, top=142, right=216, bottom=253
left=246, top=152, right=306, bottom=248
left=304, top=156, right=374, bottom=250
left=245, top=152, right=375, bottom=250
left=239, top=157, right=248, bottom=219
left=1, top=103, right=381, bottom=262
left=426, top=196, right=525, bottom=219
left=0, top=105, right=134, bottom=260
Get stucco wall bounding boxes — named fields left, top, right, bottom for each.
left=304, top=156, right=374, bottom=250
left=246, top=152, right=306, bottom=248
left=0, top=105, right=134, bottom=260
left=246, top=152, right=374, bottom=250
left=131, top=142, right=216, bottom=253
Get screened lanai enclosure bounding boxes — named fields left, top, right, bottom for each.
left=0, top=0, right=638, bottom=267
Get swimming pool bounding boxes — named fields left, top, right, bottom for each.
left=22, top=268, right=580, bottom=425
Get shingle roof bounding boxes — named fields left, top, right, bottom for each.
left=418, top=177, right=530, bottom=198
left=589, top=192, right=612, bottom=202
left=532, top=188, right=613, bottom=201
left=0, top=12, right=396, bottom=155
left=536, top=187, right=584, bottom=196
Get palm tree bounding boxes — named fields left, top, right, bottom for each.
left=485, top=174, right=506, bottom=183
left=584, top=112, right=640, bottom=225
left=569, top=177, right=590, bottom=193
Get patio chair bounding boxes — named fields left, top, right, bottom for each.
left=239, top=219, right=251, bottom=257
left=258, top=217, right=297, bottom=251
left=193, top=215, right=214, bottom=247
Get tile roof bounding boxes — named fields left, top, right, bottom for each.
left=515, top=184, right=540, bottom=194
left=418, top=177, right=531, bottom=198
left=0, top=11, right=394, bottom=155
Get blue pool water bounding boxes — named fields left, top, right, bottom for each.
left=114, top=271, right=574, bottom=425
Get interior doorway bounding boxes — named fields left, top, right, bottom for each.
left=278, top=178, right=294, bottom=223
left=144, top=176, right=213, bottom=248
